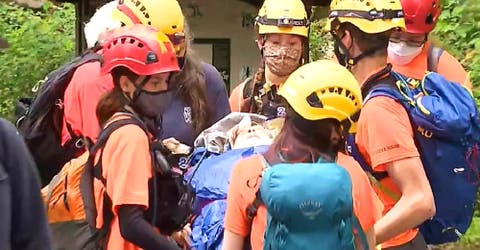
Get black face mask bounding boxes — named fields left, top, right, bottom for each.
left=131, top=89, right=174, bottom=119
left=332, top=32, right=350, bottom=67
left=123, top=76, right=174, bottom=120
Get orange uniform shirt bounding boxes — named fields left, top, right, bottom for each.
left=93, top=114, right=152, bottom=250
left=229, top=80, right=247, bottom=112
left=356, top=94, right=421, bottom=248
left=390, top=42, right=471, bottom=89
left=224, top=153, right=383, bottom=250
left=61, top=60, right=114, bottom=145
left=360, top=54, right=469, bottom=247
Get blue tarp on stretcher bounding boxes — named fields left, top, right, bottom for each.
left=185, top=145, right=269, bottom=250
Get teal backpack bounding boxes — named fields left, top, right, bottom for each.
left=247, top=157, right=369, bottom=250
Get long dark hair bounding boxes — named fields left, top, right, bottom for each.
left=263, top=98, right=344, bottom=165
left=169, top=52, right=210, bottom=134
left=168, top=22, right=211, bottom=134
left=96, top=66, right=139, bottom=126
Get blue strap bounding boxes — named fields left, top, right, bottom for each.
left=346, top=135, right=371, bottom=174
left=353, top=216, right=369, bottom=250
left=346, top=134, right=388, bottom=180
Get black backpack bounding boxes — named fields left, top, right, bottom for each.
left=16, top=49, right=102, bottom=185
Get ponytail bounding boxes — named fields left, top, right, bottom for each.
left=96, top=87, right=125, bottom=126
left=241, top=57, right=266, bottom=113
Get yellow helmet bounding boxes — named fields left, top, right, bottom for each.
left=111, top=0, right=184, bottom=36
left=256, top=0, right=310, bottom=37
left=325, top=0, right=406, bottom=34
left=277, top=59, right=362, bottom=133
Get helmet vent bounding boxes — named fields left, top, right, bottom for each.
left=426, top=14, right=434, bottom=25
left=306, top=93, right=323, bottom=108
left=120, top=37, right=127, bottom=44
left=137, top=42, right=144, bottom=48
left=129, top=38, right=136, bottom=44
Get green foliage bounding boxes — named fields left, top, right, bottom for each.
left=0, top=1, right=75, bottom=119
left=462, top=217, right=480, bottom=247
left=432, top=0, right=480, bottom=104
left=309, top=18, right=334, bottom=62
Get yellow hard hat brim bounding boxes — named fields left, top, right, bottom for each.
left=259, top=25, right=309, bottom=37
left=326, top=17, right=405, bottom=34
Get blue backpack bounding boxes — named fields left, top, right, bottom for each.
left=250, top=158, right=368, bottom=250
left=347, top=71, right=480, bottom=244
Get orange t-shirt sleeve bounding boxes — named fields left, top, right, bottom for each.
left=102, top=124, right=151, bottom=214
left=229, top=82, right=245, bottom=112
left=356, top=97, right=419, bottom=171
left=224, top=159, right=252, bottom=237
left=437, top=51, right=471, bottom=90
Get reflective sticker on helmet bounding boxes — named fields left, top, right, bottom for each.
left=146, top=52, right=158, bottom=64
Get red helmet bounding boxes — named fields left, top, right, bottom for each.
left=401, top=0, right=441, bottom=34
left=101, top=24, right=179, bottom=76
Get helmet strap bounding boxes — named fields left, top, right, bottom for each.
left=332, top=32, right=352, bottom=68
left=131, top=75, right=152, bottom=102
left=332, top=32, right=385, bottom=69
left=348, top=45, right=385, bottom=68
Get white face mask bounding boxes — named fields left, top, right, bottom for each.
left=388, top=41, right=424, bottom=66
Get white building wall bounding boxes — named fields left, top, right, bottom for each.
left=179, top=0, right=261, bottom=91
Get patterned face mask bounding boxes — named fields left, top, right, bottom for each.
left=263, top=45, right=302, bottom=77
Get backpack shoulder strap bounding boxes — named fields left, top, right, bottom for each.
left=241, top=77, right=254, bottom=100
left=243, top=156, right=269, bottom=249
left=352, top=216, right=369, bottom=250
left=346, top=134, right=388, bottom=181
left=89, top=113, right=147, bottom=184
left=346, top=134, right=400, bottom=201
left=427, top=45, right=444, bottom=73
left=245, top=155, right=269, bottom=220
left=240, top=77, right=255, bottom=113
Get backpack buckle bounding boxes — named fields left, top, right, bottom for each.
left=55, top=99, right=64, bottom=109
left=75, top=138, right=85, bottom=149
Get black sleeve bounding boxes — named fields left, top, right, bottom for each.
left=118, top=205, right=181, bottom=250
left=0, top=118, right=53, bottom=250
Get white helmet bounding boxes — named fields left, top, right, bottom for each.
left=84, top=0, right=122, bottom=48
